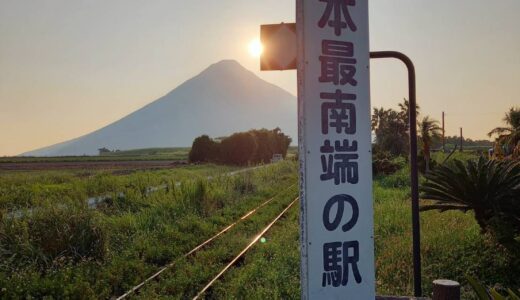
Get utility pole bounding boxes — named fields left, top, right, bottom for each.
left=460, top=127, right=463, bottom=152
left=442, top=112, right=445, bottom=152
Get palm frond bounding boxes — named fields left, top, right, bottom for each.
left=422, top=157, right=520, bottom=251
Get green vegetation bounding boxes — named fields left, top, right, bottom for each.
left=134, top=184, right=298, bottom=299
left=211, top=200, right=300, bottom=299
left=467, top=275, right=520, bottom=300
left=1, top=153, right=518, bottom=298
left=169, top=154, right=518, bottom=299
left=421, top=157, right=520, bottom=253
left=439, top=136, right=493, bottom=152
left=2, top=104, right=519, bottom=299
left=0, top=147, right=190, bottom=163
left=99, top=147, right=190, bottom=160
left=488, top=106, right=520, bottom=158
left=418, top=116, right=442, bottom=172
left=189, top=128, right=292, bottom=165
left=372, top=104, right=410, bottom=157
left=0, top=161, right=298, bottom=298
left=0, top=164, right=238, bottom=210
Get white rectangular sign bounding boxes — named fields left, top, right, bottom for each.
left=297, top=0, right=375, bottom=299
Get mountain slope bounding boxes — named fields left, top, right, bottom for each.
left=22, top=60, right=297, bottom=156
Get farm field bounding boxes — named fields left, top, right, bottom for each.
left=0, top=148, right=191, bottom=163
left=0, top=160, right=186, bottom=172
left=0, top=155, right=518, bottom=299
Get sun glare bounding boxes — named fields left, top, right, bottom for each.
left=248, top=39, right=263, bottom=58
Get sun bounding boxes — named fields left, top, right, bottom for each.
left=248, top=39, right=264, bottom=58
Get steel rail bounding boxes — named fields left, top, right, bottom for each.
left=115, top=184, right=296, bottom=300
left=192, top=197, right=299, bottom=300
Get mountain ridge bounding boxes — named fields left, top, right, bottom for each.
left=22, top=60, right=297, bottom=156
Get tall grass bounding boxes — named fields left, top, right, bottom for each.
left=0, top=161, right=298, bottom=298
left=207, top=161, right=519, bottom=299
left=2, top=157, right=516, bottom=298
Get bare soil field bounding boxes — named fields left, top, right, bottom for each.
left=0, top=160, right=188, bottom=171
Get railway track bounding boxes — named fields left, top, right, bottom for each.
left=115, top=185, right=297, bottom=299
left=192, top=197, right=298, bottom=300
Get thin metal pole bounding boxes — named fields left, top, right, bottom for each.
left=442, top=112, right=445, bottom=152
left=370, top=51, right=422, bottom=297
left=460, top=127, right=463, bottom=152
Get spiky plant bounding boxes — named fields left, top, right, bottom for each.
left=466, top=275, right=520, bottom=300
left=421, top=157, right=520, bottom=252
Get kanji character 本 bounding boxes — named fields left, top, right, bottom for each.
left=318, top=0, right=357, bottom=36
left=319, top=40, right=357, bottom=86
left=320, top=139, right=359, bottom=184
left=321, top=90, right=356, bottom=134
left=322, top=194, right=359, bottom=232
left=322, top=241, right=362, bottom=287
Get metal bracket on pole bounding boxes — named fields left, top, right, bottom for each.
left=370, top=51, right=422, bottom=297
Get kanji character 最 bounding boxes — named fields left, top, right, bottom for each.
left=319, top=40, right=357, bottom=86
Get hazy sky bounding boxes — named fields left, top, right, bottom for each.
left=1, top=0, right=519, bottom=156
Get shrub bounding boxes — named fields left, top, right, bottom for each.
left=378, top=166, right=410, bottom=189
left=0, top=204, right=107, bottom=270
left=189, top=128, right=292, bottom=166
left=372, top=148, right=402, bottom=176
left=421, top=157, right=520, bottom=253
left=189, top=135, right=219, bottom=163
left=220, top=132, right=258, bottom=165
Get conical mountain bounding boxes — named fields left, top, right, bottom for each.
left=23, top=60, right=297, bottom=156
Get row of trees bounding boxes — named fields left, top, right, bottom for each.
left=372, top=99, right=443, bottom=172
left=372, top=100, right=519, bottom=171
left=189, top=128, right=292, bottom=165
left=372, top=102, right=520, bottom=254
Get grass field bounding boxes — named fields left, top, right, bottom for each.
left=1, top=147, right=299, bottom=164
left=0, top=153, right=518, bottom=299
left=0, top=161, right=298, bottom=298
left=207, top=157, right=519, bottom=299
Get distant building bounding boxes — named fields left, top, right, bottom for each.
left=271, top=153, right=283, bottom=163
left=98, top=147, right=111, bottom=155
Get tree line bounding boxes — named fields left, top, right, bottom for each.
left=421, top=107, right=520, bottom=255
left=371, top=99, right=443, bottom=172
left=189, top=128, right=292, bottom=165
left=371, top=100, right=519, bottom=172
left=372, top=101, right=520, bottom=257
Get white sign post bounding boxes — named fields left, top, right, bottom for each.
left=296, top=0, right=375, bottom=299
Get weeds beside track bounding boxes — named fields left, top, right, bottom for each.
left=130, top=185, right=299, bottom=299
left=192, top=197, right=298, bottom=300
left=115, top=185, right=296, bottom=299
